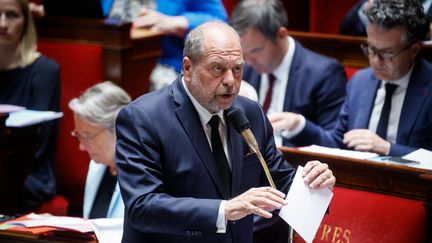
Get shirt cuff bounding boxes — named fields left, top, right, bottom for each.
left=216, top=200, right=227, bottom=233
left=280, top=115, right=306, bottom=139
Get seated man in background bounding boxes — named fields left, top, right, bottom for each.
left=229, top=0, right=347, bottom=148
left=286, top=0, right=432, bottom=156
left=108, top=0, right=228, bottom=91
left=69, top=81, right=131, bottom=219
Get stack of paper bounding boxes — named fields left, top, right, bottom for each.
left=1, top=213, right=123, bottom=243
left=299, top=145, right=378, bottom=159
left=6, top=109, right=63, bottom=127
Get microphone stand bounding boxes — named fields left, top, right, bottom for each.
left=227, top=106, right=292, bottom=243
left=239, top=128, right=276, bottom=189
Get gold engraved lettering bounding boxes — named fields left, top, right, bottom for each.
left=320, top=224, right=332, bottom=241
left=332, top=227, right=342, bottom=242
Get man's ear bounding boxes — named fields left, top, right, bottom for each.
left=182, top=57, right=192, bottom=81
left=410, top=42, right=422, bottom=58
left=276, top=26, right=289, bottom=40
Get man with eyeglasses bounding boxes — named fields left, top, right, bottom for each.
left=279, top=0, right=432, bottom=156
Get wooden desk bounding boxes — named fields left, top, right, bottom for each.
left=280, top=146, right=432, bottom=239
left=35, top=16, right=162, bottom=99
left=0, top=113, right=39, bottom=214
left=289, top=31, right=432, bottom=68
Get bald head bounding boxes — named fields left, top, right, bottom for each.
left=183, top=21, right=242, bottom=65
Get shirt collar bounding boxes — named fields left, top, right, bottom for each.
left=181, top=77, right=225, bottom=126
left=382, top=64, right=414, bottom=89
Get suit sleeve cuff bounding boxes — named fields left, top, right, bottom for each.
left=216, top=200, right=227, bottom=233
left=281, top=115, right=306, bottom=139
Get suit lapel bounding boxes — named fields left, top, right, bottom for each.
left=225, top=112, right=244, bottom=198
left=356, top=73, right=380, bottom=128
left=172, top=78, right=226, bottom=199
left=397, top=60, right=431, bottom=142
left=284, top=42, right=302, bottom=111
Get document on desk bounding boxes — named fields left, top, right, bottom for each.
left=299, top=145, right=378, bottom=160
left=90, top=218, right=123, bottom=243
left=402, top=148, right=432, bottom=170
left=6, top=109, right=63, bottom=127
left=279, top=166, right=334, bottom=243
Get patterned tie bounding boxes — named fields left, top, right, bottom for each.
left=208, top=116, right=231, bottom=199
left=376, top=83, right=398, bottom=139
left=262, top=74, right=276, bottom=112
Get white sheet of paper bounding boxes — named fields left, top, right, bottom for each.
left=402, top=149, right=432, bottom=170
left=299, top=145, right=378, bottom=160
left=279, top=166, right=334, bottom=243
left=6, top=109, right=63, bottom=127
left=90, top=218, right=123, bottom=243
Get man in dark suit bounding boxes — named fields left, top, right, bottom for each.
left=229, top=0, right=347, bottom=148
left=288, top=0, right=432, bottom=156
left=340, top=0, right=432, bottom=36
left=115, top=22, right=336, bottom=243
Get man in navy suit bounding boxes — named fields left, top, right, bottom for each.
left=115, top=22, right=336, bottom=243
left=287, top=0, right=432, bottom=156
left=229, top=0, right=347, bottom=148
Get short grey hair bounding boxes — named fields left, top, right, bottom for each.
left=183, top=26, right=205, bottom=65
left=183, top=21, right=241, bottom=65
left=69, top=81, right=131, bottom=131
left=366, top=0, right=431, bottom=43
left=229, top=0, right=288, bottom=41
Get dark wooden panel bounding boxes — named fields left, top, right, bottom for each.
left=35, top=16, right=162, bottom=99
left=0, top=114, right=39, bottom=214
left=289, top=31, right=432, bottom=68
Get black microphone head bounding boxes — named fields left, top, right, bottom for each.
left=226, top=106, right=251, bottom=133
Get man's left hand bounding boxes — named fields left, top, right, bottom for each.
left=343, top=129, right=391, bottom=155
left=302, top=161, right=335, bottom=189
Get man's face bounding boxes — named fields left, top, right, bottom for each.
left=366, top=24, right=419, bottom=81
left=241, top=27, right=285, bottom=74
left=183, top=29, right=244, bottom=113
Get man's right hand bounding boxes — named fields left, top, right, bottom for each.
left=268, top=112, right=301, bottom=132
left=224, top=187, right=286, bottom=221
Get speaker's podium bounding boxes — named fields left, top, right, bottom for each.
left=0, top=112, right=40, bottom=215
left=280, top=146, right=431, bottom=243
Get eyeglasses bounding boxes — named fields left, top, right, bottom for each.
left=360, top=42, right=413, bottom=62
left=71, top=128, right=105, bottom=143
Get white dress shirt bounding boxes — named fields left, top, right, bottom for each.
left=259, top=36, right=295, bottom=146
left=368, top=66, right=413, bottom=143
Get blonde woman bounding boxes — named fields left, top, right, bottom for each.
left=0, top=0, right=61, bottom=212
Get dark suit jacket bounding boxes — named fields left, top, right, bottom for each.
left=115, top=77, right=296, bottom=243
left=291, top=58, right=432, bottom=156
left=243, top=40, right=347, bottom=147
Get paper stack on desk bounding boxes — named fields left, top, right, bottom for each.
left=6, top=109, right=63, bottom=127
left=0, top=213, right=123, bottom=243
left=299, top=145, right=378, bottom=159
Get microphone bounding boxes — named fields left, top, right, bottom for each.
left=226, top=106, right=276, bottom=189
